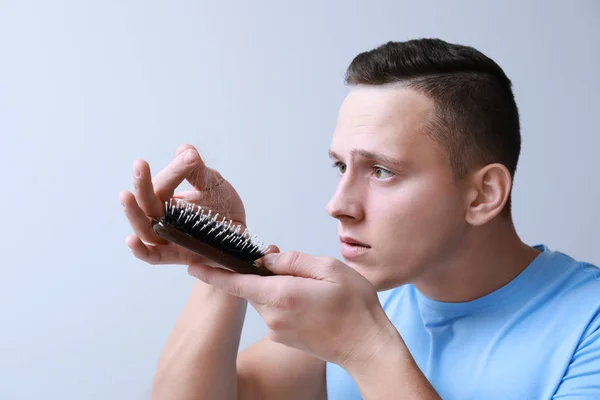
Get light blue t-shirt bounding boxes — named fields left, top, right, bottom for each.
left=326, top=244, right=600, bottom=399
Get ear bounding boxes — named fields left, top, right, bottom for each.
left=464, top=163, right=512, bottom=226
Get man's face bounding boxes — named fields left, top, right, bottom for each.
left=326, top=85, right=469, bottom=291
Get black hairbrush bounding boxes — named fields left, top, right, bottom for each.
left=152, top=199, right=275, bottom=276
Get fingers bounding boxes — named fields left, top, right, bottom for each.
left=154, top=145, right=227, bottom=203
left=120, top=190, right=167, bottom=245
left=188, top=263, right=274, bottom=304
left=152, top=149, right=202, bottom=202
left=175, top=144, right=222, bottom=188
left=254, top=244, right=281, bottom=267
left=126, top=235, right=184, bottom=265
left=123, top=144, right=234, bottom=267
left=266, top=244, right=281, bottom=254
left=189, top=167, right=225, bottom=191
left=132, top=160, right=164, bottom=217
left=176, top=144, right=196, bottom=157
left=261, top=251, right=335, bottom=280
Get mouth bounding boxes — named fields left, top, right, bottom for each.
left=339, top=236, right=371, bottom=259
left=339, top=235, right=370, bottom=248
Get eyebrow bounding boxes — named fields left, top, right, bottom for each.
left=328, top=149, right=410, bottom=170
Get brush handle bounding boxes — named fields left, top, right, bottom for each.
left=152, top=220, right=275, bottom=276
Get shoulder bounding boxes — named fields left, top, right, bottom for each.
left=539, top=246, right=600, bottom=328
left=547, top=247, right=600, bottom=298
left=549, top=251, right=600, bottom=396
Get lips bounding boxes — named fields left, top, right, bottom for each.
left=339, top=235, right=370, bottom=248
left=339, top=240, right=370, bottom=260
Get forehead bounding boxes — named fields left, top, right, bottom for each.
left=331, top=85, right=439, bottom=162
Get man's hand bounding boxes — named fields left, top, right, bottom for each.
left=187, top=251, right=395, bottom=369
left=120, top=144, right=250, bottom=267
left=188, top=252, right=442, bottom=399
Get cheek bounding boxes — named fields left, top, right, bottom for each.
left=372, top=179, right=465, bottom=267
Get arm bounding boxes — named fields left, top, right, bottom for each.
left=552, top=313, right=600, bottom=399
left=188, top=251, right=440, bottom=400
left=121, top=145, right=324, bottom=399
left=152, top=280, right=247, bottom=400
left=152, top=280, right=326, bottom=400
left=237, top=337, right=326, bottom=400
left=343, top=322, right=441, bottom=400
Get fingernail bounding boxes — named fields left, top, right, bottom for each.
left=134, top=168, right=141, bottom=178
left=184, top=150, right=196, bottom=165
left=262, top=254, right=279, bottom=266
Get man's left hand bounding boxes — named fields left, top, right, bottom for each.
left=187, top=251, right=395, bottom=370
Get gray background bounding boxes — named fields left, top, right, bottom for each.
left=0, top=0, right=598, bottom=399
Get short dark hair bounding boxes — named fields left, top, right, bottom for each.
left=345, top=38, right=521, bottom=215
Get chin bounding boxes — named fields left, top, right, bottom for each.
left=344, top=259, right=412, bottom=291
left=343, top=260, right=385, bottom=290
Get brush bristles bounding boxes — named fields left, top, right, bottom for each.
left=158, top=199, right=267, bottom=262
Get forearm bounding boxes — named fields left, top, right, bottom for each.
left=152, top=280, right=247, bottom=400
left=346, top=324, right=441, bottom=400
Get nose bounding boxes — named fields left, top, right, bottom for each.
left=325, top=178, right=365, bottom=221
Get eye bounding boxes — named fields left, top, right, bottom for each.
left=332, top=161, right=346, bottom=175
left=373, top=166, right=393, bottom=179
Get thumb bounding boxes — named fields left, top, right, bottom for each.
left=254, top=244, right=280, bottom=267
left=264, top=244, right=280, bottom=254
left=260, top=251, right=334, bottom=280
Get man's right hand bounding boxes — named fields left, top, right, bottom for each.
left=119, top=144, right=249, bottom=267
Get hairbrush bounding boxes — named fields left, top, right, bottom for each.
left=152, top=198, right=275, bottom=276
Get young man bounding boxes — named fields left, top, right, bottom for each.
left=120, top=39, right=600, bottom=399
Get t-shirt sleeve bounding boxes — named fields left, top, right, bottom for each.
left=552, top=311, right=600, bottom=399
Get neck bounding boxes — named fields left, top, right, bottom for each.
left=413, top=217, right=541, bottom=303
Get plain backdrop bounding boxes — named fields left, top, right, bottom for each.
left=0, top=1, right=598, bottom=398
